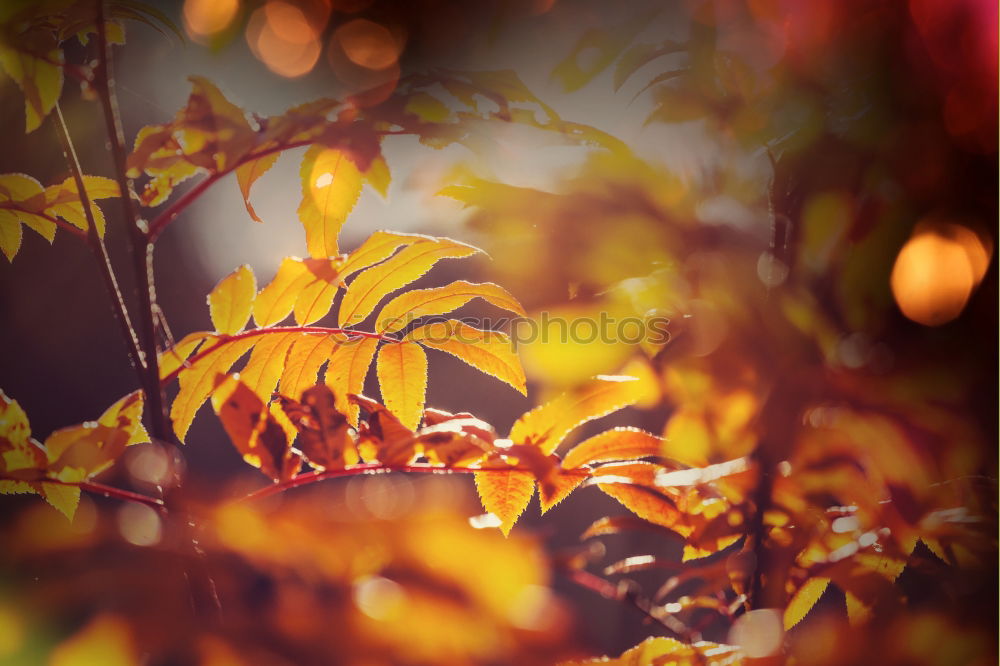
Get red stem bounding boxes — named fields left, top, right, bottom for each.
left=2, top=476, right=166, bottom=511
left=159, top=326, right=399, bottom=386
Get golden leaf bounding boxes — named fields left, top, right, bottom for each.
left=407, top=320, right=526, bottom=395
left=279, top=385, right=357, bottom=470
left=325, top=337, right=378, bottom=426
left=238, top=332, right=297, bottom=402
left=235, top=153, right=279, bottom=223
left=510, top=375, right=650, bottom=455
left=298, top=145, right=363, bottom=258
left=280, top=333, right=339, bottom=402
left=377, top=280, right=525, bottom=334
left=0, top=44, right=63, bottom=133
left=253, top=257, right=311, bottom=327
left=784, top=576, right=830, bottom=630
left=208, top=264, right=256, bottom=335
left=158, top=331, right=213, bottom=380
left=375, top=342, right=427, bottom=431
left=339, top=238, right=481, bottom=327
left=474, top=469, right=535, bottom=537
left=562, top=427, right=663, bottom=469
left=170, top=337, right=257, bottom=441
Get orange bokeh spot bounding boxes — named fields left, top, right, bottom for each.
left=183, top=0, right=240, bottom=39
left=247, top=3, right=322, bottom=78
left=333, top=19, right=402, bottom=70
left=890, top=222, right=991, bottom=326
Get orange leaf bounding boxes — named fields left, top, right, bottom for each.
left=235, top=153, right=279, bottom=223
left=278, top=385, right=357, bottom=470
left=784, top=576, right=830, bottom=630
left=539, top=470, right=588, bottom=514
left=338, top=238, right=481, bottom=327
left=562, top=427, right=663, bottom=469
left=593, top=462, right=682, bottom=529
left=211, top=375, right=299, bottom=481
left=238, top=331, right=297, bottom=402
left=406, top=320, right=526, bottom=394
left=325, top=337, right=378, bottom=426
left=376, top=280, right=525, bottom=333
left=298, top=146, right=363, bottom=258
left=208, top=265, right=256, bottom=335
left=375, top=342, right=427, bottom=431
left=474, top=469, right=535, bottom=537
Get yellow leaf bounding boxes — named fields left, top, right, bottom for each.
left=375, top=342, right=427, bottom=431
left=280, top=333, right=339, bottom=402
left=844, top=590, right=872, bottom=627
left=406, top=320, right=526, bottom=395
left=363, top=154, right=391, bottom=197
left=596, top=463, right=682, bottom=529
left=298, top=146, right=363, bottom=258
left=170, top=337, right=257, bottom=441
left=339, top=238, right=481, bottom=327
left=211, top=375, right=299, bottom=482
left=0, top=389, right=32, bottom=447
left=0, top=45, right=63, bottom=133
left=561, top=636, right=741, bottom=666
left=158, top=331, right=213, bottom=380
left=278, top=385, right=357, bottom=470
left=376, top=280, right=525, bottom=333
left=562, top=427, right=663, bottom=469
left=97, top=390, right=149, bottom=448
left=0, top=212, right=21, bottom=261
left=253, top=257, right=312, bottom=327
left=292, top=258, right=346, bottom=326
left=784, top=576, right=830, bottom=630
left=235, top=153, right=279, bottom=223
left=538, top=471, right=587, bottom=514
left=49, top=614, right=139, bottom=666
left=510, top=375, right=650, bottom=455
left=40, top=482, right=80, bottom=521
left=208, top=265, right=256, bottom=335
left=474, top=469, right=535, bottom=537
left=338, top=230, right=427, bottom=277
left=325, top=337, right=378, bottom=426
left=238, top=332, right=297, bottom=402
left=0, top=173, right=55, bottom=244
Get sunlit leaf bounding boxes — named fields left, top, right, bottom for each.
left=0, top=212, right=21, bottom=261
left=510, top=375, right=650, bottom=454
left=298, top=146, right=363, bottom=258
left=170, top=337, right=257, bottom=441
left=375, top=342, right=427, bottom=431
left=39, top=481, right=80, bottom=521
left=562, top=635, right=741, bottom=665
left=158, top=331, right=212, bottom=379
left=784, top=576, right=830, bottom=630
left=49, top=614, right=138, bottom=666
left=339, top=238, right=481, bottom=327
left=292, top=258, right=346, bottom=326
left=538, top=471, right=588, bottom=514
left=325, top=337, right=379, bottom=427
left=279, top=385, right=358, bottom=470
left=43, top=175, right=120, bottom=237
left=562, top=427, right=663, bottom=469
left=406, top=320, right=526, bottom=395
left=253, top=257, right=312, bottom=327
left=208, top=264, right=256, bottom=335
left=592, top=462, right=681, bottom=529
left=376, top=280, right=525, bottom=334
left=211, top=374, right=299, bottom=481
left=280, top=333, right=339, bottom=402
left=0, top=41, right=63, bottom=133
left=238, top=332, right=297, bottom=402
left=474, top=468, right=535, bottom=537
left=235, top=153, right=279, bottom=223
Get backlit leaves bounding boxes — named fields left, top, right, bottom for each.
left=784, top=576, right=831, bottom=630
left=325, top=337, right=378, bottom=426
left=170, top=337, right=257, bottom=441
left=339, top=238, right=481, bottom=327
left=279, top=385, right=357, bottom=470
left=474, top=469, right=535, bottom=537
left=562, top=427, right=663, bottom=470
left=375, top=342, right=428, bottom=431
left=235, top=153, right=279, bottom=223
left=298, top=146, right=363, bottom=258
left=376, top=280, right=525, bottom=334
left=208, top=265, right=256, bottom=335
left=406, top=320, right=526, bottom=395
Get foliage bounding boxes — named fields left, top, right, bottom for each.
left=0, top=0, right=995, bottom=664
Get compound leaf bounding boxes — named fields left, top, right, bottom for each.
left=406, top=320, right=526, bottom=395
left=375, top=341, right=427, bottom=431
left=208, top=264, right=256, bottom=335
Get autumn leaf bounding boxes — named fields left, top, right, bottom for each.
left=235, top=153, right=279, bottom=223
left=292, top=258, right=346, bottom=326
left=562, top=636, right=741, bottom=666
left=375, top=342, right=427, bottom=431
left=337, top=230, right=427, bottom=277
left=339, top=238, right=481, bottom=327
left=784, top=576, right=830, bottom=630
left=539, top=471, right=588, bottom=514
left=280, top=333, right=339, bottom=403
left=170, top=337, right=257, bottom=441
left=351, top=394, right=416, bottom=465
left=376, top=280, right=525, bottom=334
left=278, top=385, right=358, bottom=470
left=510, top=375, right=651, bottom=455
left=561, top=427, right=664, bottom=470
left=253, top=258, right=313, bottom=327
left=416, top=417, right=496, bottom=466
left=208, top=265, right=256, bottom=335
left=158, top=331, right=213, bottom=380
left=474, top=468, right=535, bottom=537
left=325, top=337, right=378, bottom=426
left=0, top=28, right=63, bottom=133
left=43, top=175, right=120, bottom=236
left=238, top=332, right=297, bottom=402
left=211, top=375, right=299, bottom=481
left=406, top=320, right=526, bottom=395
left=298, top=145, right=363, bottom=258
left=591, top=462, right=682, bottom=530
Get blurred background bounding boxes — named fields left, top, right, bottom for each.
left=0, top=0, right=996, bottom=663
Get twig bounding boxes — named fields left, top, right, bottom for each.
left=52, top=102, right=145, bottom=379
left=159, top=326, right=401, bottom=386
left=2, top=476, right=165, bottom=511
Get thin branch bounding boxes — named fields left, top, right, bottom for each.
left=159, top=326, right=400, bottom=386
left=241, top=463, right=591, bottom=504
left=93, top=0, right=167, bottom=442
left=2, top=476, right=164, bottom=511
left=53, top=102, right=146, bottom=379
left=0, top=203, right=89, bottom=239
